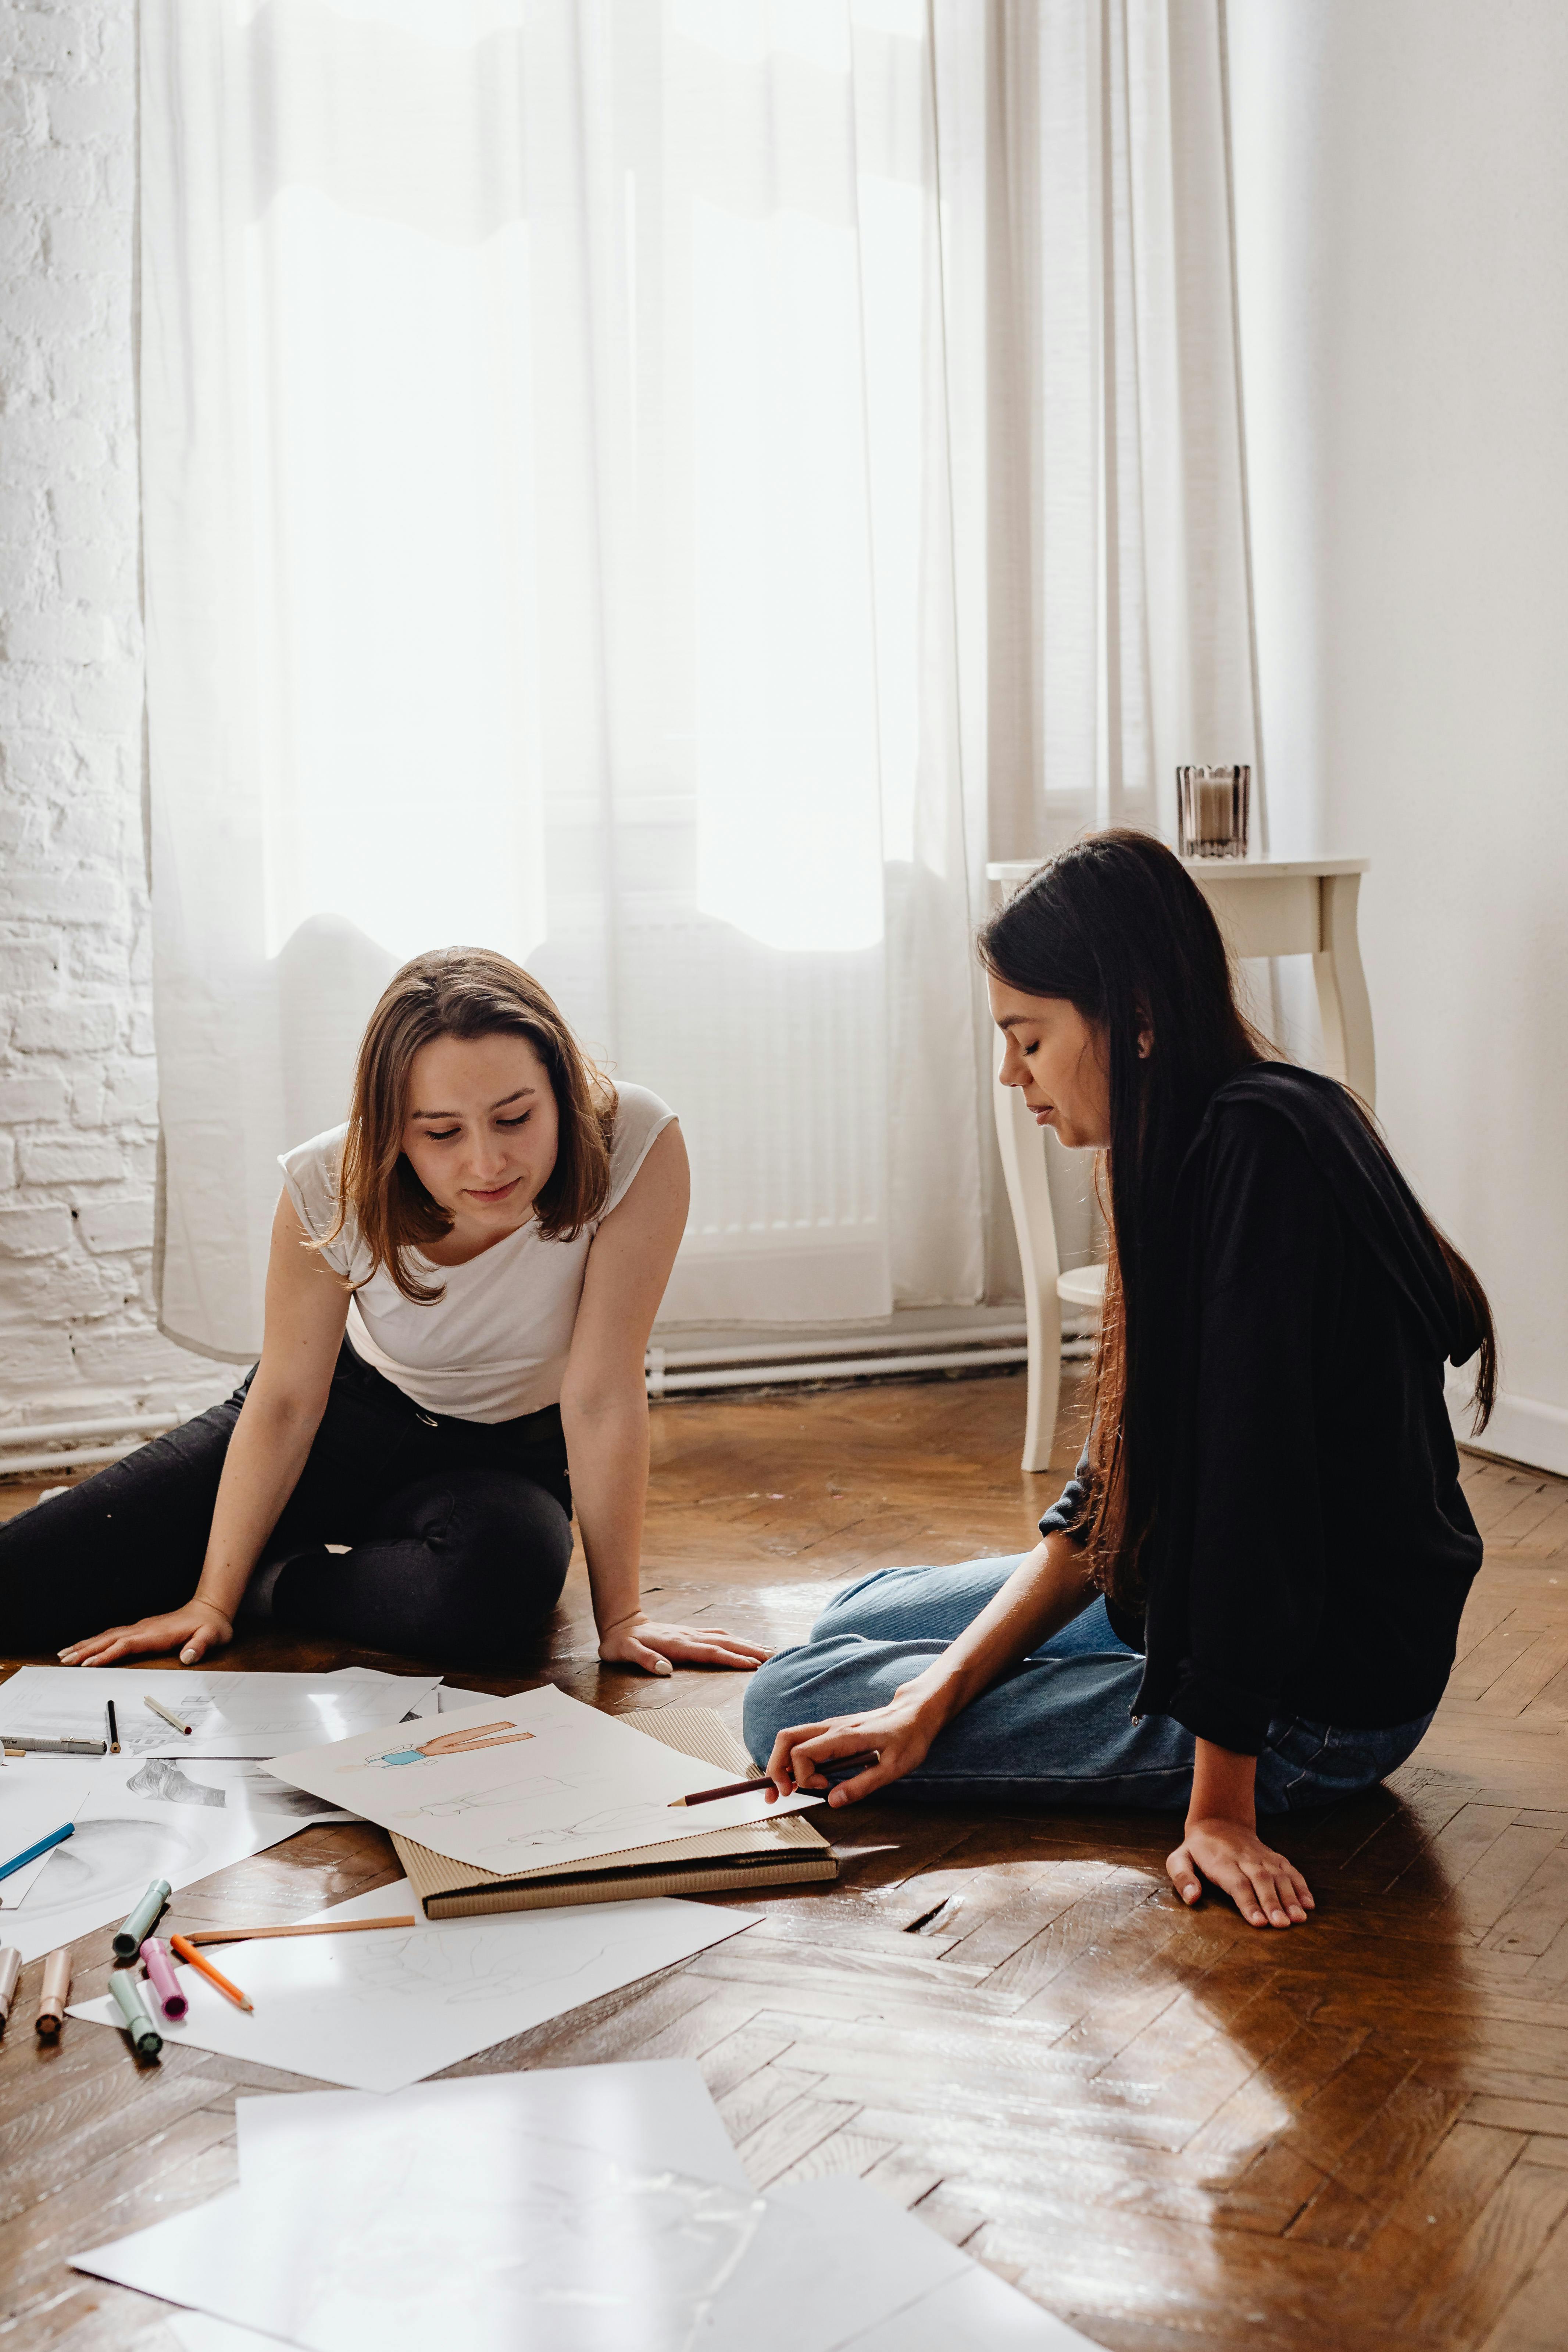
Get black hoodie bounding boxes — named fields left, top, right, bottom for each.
left=1039, top=1063, right=1484, bottom=1754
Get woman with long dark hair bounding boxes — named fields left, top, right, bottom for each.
left=743, top=831, right=1494, bottom=1929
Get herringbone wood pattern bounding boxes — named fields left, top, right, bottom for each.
left=4, top=1367, right=1568, bottom=2350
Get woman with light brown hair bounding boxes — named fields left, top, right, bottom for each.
left=20, top=948, right=765, bottom=1677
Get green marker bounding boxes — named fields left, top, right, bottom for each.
left=113, top=1877, right=172, bottom=1960
left=108, top=1969, right=163, bottom=2058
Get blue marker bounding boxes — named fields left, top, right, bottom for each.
left=0, top=1821, right=74, bottom=1886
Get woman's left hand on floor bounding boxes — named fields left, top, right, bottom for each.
left=1166, top=1817, right=1315, bottom=1927
left=597, top=1613, right=772, bottom=1675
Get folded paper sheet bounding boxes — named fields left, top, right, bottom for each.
left=74, top=2064, right=1094, bottom=2351
left=2, top=1757, right=350, bottom=1964
left=269, top=1683, right=816, bottom=1877
left=69, top=1876, right=760, bottom=2092
left=0, top=1668, right=441, bottom=1759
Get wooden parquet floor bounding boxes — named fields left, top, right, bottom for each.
left=5, top=1367, right=1568, bottom=2349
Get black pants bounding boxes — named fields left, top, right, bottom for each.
left=0, top=1341, right=574, bottom=1663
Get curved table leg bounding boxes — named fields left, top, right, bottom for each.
left=993, top=1036, right=1061, bottom=1473
left=1313, top=872, right=1377, bottom=1110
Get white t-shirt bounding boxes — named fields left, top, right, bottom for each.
left=278, top=1083, right=676, bottom=1424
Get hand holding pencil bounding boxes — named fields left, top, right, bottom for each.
left=757, top=1692, right=943, bottom=1809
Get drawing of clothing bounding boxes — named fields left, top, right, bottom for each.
left=343, top=1723, right=537, bottom=1773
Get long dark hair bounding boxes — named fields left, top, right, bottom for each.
left=978, top=830, right=1496, bottom=1608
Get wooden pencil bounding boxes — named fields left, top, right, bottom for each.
left=169, top=1932, right=253, bottom=2010
left=183, top=1916, right=417, bottom=1946
left=669, top=1751, right=881, bottom=1807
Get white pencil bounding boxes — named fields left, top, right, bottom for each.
left=143, top=1694, right=193, bottom=1736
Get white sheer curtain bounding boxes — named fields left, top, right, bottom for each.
left=143, top=0, right=986, bottom=1357
left=142, top=0, right=1257, bottom=1357
left=950, top=0, right=1263, bottom=864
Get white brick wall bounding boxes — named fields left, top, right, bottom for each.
left=0, top=0, right=231, bottom=1434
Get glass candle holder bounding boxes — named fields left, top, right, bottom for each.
left=1176, top=765, right=1250, bottom=859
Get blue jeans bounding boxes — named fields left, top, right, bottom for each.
left=742, top=1556, right=1435, bottom=1817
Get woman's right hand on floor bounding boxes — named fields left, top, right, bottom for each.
left=58, top=1598, right=235, bottom=1669
left=762, top=1682, right=943, bottom=1807
left=1166, top=1817, right=1315, bottom=1928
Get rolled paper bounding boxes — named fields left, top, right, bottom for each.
left=140, top=1937, right=187, bottom=2020
left=113, top=1876, right=172, bottom=1960
left=0, top=1945, right=20, bottom=2028
left=35, top=1946, right=72, bottom=2038
left=108, top=1968, right=163, bottom=2057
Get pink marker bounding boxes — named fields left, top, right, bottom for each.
left=140, top=1937, right=187, bottom=2020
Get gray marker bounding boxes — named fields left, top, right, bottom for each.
left=0, top=1736, right=106, bottom=1756
left=108, top=1969, right=163, bottom=2058
left=113, top=1877, right=172, bottom=1959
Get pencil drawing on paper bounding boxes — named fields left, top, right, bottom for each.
left=342, top=1724, right=537, bottom=1774
left=331, top=1924, right=627, bottom=2009
left=476, top=1807, right=666, bottom=1863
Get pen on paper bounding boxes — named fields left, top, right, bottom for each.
left=183, top=1915, right=418, bottom=1946
left=143, top=1695, right=193, bottom=1737
left=668, top=1752, right=880, bottom=1807
left=0, top=1821, right=74, bottom=1883
left=170, top=1932, right=253, bottom=2012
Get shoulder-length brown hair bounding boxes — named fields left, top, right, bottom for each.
left=978, top=830, right=1496, bottom=1612
left=319, top=947, right=616, bottom=1306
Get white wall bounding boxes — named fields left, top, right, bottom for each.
left=1228, top=0, right=1568, bottom=1471
left=0, top=0, right=229, bottom=1431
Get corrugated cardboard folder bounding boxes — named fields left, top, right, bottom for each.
left=392, top=1703, right=838, bottom=1919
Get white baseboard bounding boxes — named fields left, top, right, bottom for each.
left=1447, top=1376, right=1568, bottom=1477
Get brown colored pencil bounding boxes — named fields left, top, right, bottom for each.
left=669, top=1751, right=880, bottom=1807
left=183, top=1916, right=417, bottom=1946
left=169, top=1932, right=253, bottom=2011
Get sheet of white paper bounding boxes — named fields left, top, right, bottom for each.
left=0, top=1668, right=441, bottom=1758
left=74, top=2119, right=1087, bottom=2351
left=327, top=1665, right=509, bottom=1720
left=235, top=2060, right=754, bottom=2193
left=165, top=2317, right=269, bottom=2352
left=160, top=2061, right=761, bottom=2352
left=269, top=1684, right=817, bottom=1876
left=69, top=1876, right=759, bottom=2092
left=0, top=1758, right=100, bottom=1909
left=2, top=1757, right=350, bottom=1964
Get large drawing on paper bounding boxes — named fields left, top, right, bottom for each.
left=270, top=1684, right=818, bottom=1877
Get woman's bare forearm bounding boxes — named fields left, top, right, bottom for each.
left=1187, top=1737, right=1258, bottom=1830
left=190, top=1382, right=326, bottom=1620
left=901, top=1533, right=1097, bottom=1728
left=558, top=1385, right=649, bottom=1635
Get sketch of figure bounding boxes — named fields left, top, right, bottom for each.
left=342, top=1723, right=536, bottom=1773
left=341, top=1927, right=617, bottom=2009
left=477, top=1806, right=661, bottom=1862
left=388, top=1778, right=569, bottom=1824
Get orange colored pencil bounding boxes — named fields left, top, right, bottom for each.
left=169, top=1931, right=253, bottom=2013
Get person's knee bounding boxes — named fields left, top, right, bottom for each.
left=382, top=1472, right=573, bottom=1647
left=741, top=1633, right=921, bottom=1767
left=810, top=1555, right=1030, bottom=1645
left=743, top=1648, right=816, bottom=1767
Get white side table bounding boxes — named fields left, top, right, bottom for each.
left=986, top=856, right=1374, bottom=1473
